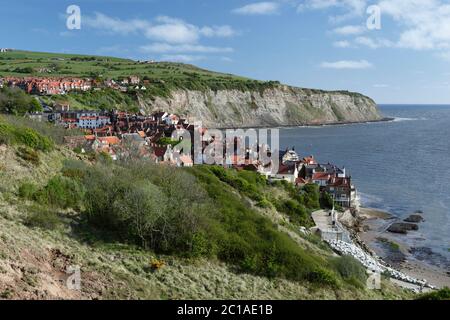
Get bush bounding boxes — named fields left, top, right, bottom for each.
left=35, top=176, right=85, bottom=209
left=307, top=268, right=339, bottom=287
left=190, top=166, right=326, bottom=282
left=320, top=192, right=334, bottom=209
left=16, top=147, right=40, bottom=165
left=0, top=116, right=54, bottom=151
left=417, top=287, right=450, bottom=300
left=24, top=206, right=62, bottom=230
left=18, top=182, right=38, bottom=200
left=256, top=198, right=272, bottom=209
left=332, top=255, right=367, bottom=286
left=80, top=163, right=209, bottom=252
left=0, top=87, right=38, bottom=115
left=274, top=199, right=311, bottom=227
left=15, top=128, right=53, bottom=151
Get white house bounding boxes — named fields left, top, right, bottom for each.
left=78, top=116, right=111, bottom=129
left=269, top=163, right=300, bottom=183
left=165, top=114, right=180, bottom=125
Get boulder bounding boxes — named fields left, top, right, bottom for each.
left=387, top=222, right=419, bottom=234
left=404, top=214, right=424, bottom=223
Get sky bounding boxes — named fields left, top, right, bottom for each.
left=2, top=0, right=450, bottom=104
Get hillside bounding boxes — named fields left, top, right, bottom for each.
left=0, top=115, right=410, bottom=300
left=0, top=50, right=382, bottom=127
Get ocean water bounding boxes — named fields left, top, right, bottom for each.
left=279, top=105, right=450, bottom=259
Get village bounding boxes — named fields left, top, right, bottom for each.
left=0, top=73, right=437, bottom=292
left=0, top=75, right=146, bottom=95
left=0, top=75, right=360, bottom=209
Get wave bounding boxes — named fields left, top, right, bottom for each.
left=359, top=192, right=384, bottom=206
left=392, top=117, right=427, bottom=122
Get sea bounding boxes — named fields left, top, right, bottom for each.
left=279, top=105, right=450, bottom=260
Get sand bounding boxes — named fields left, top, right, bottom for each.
left=358, top=207, right=450, bottom=289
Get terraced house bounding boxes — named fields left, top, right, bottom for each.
left=2, top=77, right=92, bottom=95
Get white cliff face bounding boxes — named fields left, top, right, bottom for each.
left=139, top=85, right=382, bottom=128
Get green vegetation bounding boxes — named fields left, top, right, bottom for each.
left=0, top=116, right=411, bottom=299
left=377, top=238, right=401, bottom=251
left=332, top=255, right=368, bottom=288
left=16, top=147, right=41, bottom=165
left=19, top=175, right=85, bottom=210
left=67, top=88, right=139, bottom=112
left=24, top=205, right=62, bottom=230
left=0, top=50, right=281, bottom=103
left=157, top=137, right=181, bottom=147
left=417, top=287, right=450, bottom=300
left=0, top=87, right=42, bottom=115
left=0, top=116, right=53, bottom=151
left=1, top=114, right=82, bottom=145
left=11, top=154, right=363, bottom=288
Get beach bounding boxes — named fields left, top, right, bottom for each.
left=357, top=207, right=450, bottom=289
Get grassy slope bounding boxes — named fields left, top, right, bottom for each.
left=0, top=116, right=410, bottom=300
left=0, top=50, right=282, bottom=111
left=0, top=145, right=409, bottom=300
left=0, top=50, right=251, bottom=83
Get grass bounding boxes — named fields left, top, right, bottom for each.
left=0, top=116, right=412, bottom=300
left=0, top=50, right=280, bottom=96
left=417, top=287, right=450, bottom=300
left=0, top=115, right=54, bottom=151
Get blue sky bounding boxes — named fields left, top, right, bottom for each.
left=2, top=0, right=450, bottom=104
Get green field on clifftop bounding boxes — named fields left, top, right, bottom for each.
left=0, top=50, right=280, bottom=94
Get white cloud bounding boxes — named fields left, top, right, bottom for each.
left=84, top=13, right=236, bottom=44
left=83, top=13, right=149, bottom=35
left=140, top=43, right=234, bottom=54
left=160, top=54, right=205, bottom=63
left=333, top=40, right=352, bottom=48
left=332, top=24, right=366, bottom=35
left=298, top=0, right=367, bottom=21
left=233, top=2, right=280, bottom=15
left=377, top=0, right=449, bottom=50
left=320, top=59, right=373, bottom=69
left=355, top=36, right=394, bottom=49
left=303, top=0, right=450, bottom=59
left=373, top=84, right=389, bottom=88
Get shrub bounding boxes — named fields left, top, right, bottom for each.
left=256, top=198, right=273, bottom=209
left=320, top=192, right=334, bottom=209
left=274, top=199, right=311, bottom=227
left=0, top=116, right=54, bottom=151
left=332, top=255, right=367, bottom=286
left=24, top=206, right=62, bottom=230
left=417, top=287, right=450, bottom=300
left=15, top=128, right=53, bottom=151
left=0, top=87, right=37, bottom=115
left=18, top=182, right=38, bottom=200
left=35, top=176, right=85, bottom=209
left=16, top=147, right=40, bottom=165
left=307, top=268, right=339, bottom=287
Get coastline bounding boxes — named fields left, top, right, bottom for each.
left=356, top=207, right=450, bottom=289
left=213, top=117, right=395, bottom=130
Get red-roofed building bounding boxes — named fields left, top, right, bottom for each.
left=326, top=177, right=353, bottom=208
left=312, top=172, right=332, bottom=187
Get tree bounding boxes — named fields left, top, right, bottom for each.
left=111, top=181, right=167, bottom=249
left=0, top=87, right=37, bottom=115
left=30, top=98, right=43, bottom=113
